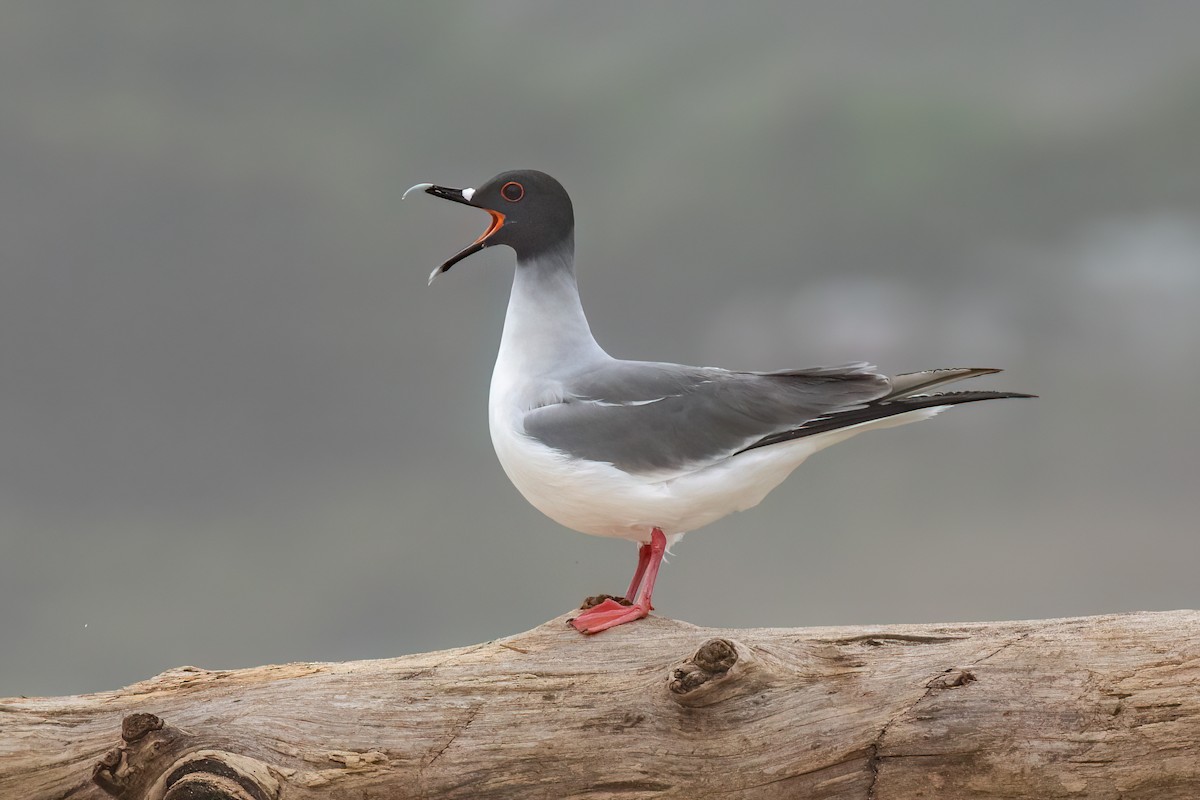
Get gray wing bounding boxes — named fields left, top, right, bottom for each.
left=521, top=360, right=892, bottom=473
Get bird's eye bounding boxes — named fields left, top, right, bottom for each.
left=501, top=182, right=525, bottom=202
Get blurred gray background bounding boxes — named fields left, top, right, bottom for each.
left=3, top=2, right=1199, bottom=698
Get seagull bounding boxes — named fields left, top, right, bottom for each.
left=406, top=170, right=1032, bottom=634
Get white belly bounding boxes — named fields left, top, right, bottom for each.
left=488, top=394, right=947, bottom=543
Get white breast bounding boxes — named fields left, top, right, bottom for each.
left=488, top=381, right=948, bottom=543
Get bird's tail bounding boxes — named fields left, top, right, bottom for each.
left=737, top=369, right=1034, bottom=454
left=884, top=367, right=1002, bottom=399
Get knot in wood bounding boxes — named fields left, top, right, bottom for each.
left=97, top=747, right=123, bottom=770
left=92, top=748, right=126, bottom=797
left=669, top=638, right=739, bottom=696
left=160, top=752, right=280, bottom=800
left=164, top=772, right=260, bottom=800
left=693, top=638, right=738, bottom=673
left=122, top=712, right=164, bottom=743
left=95, top=715, right=190, bottom=799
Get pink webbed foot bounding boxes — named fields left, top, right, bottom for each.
left=569, top=599, right=651, bottom=634
left=579, top=593, right=632, bottom=610
left=568, top=527, right=667, bottom=635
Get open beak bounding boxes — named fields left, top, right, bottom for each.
left=404, top=183, right=506, bottom=284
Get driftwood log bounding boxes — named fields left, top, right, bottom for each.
left=1, top=610, right=1198, bottom=799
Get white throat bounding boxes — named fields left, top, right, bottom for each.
left=493, top=239, right=608, bottom=395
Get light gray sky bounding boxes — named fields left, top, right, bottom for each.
left=3, top=2, right=1199, bottom=697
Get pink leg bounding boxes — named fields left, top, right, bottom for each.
left=570, top=528, right=667, bottom=635
left=626, top=542, right=653, bottom=602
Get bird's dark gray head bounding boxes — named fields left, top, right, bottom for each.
left=406, top=169, right=574, bottom=283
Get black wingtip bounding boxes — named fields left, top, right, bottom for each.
left=736, top=388, right=1035, bottom=454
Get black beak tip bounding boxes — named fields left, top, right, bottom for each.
left=426, top=185, right=474, bottom=206
left=403, top=182, right=475, bottom=206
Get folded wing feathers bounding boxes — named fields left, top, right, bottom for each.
left=760, top=361, right=879, bottom=377
left=885, top=367, right=1001, bottom=399
left=735, top=369, right=1034, bottom=455
left=523, top=361, right=1030, bottom=472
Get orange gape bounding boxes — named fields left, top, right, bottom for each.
left=472, top=209, right=505, bottom=245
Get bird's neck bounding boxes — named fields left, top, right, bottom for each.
left=496, top=234, right=608, bottom=381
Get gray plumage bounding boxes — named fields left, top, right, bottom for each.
left=523, top=361, right=1028, bottom=473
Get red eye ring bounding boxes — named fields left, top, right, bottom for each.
left=501, top=181, right=524, bottom=202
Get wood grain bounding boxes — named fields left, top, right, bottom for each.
left=2, top=610, right=1198, bottom=798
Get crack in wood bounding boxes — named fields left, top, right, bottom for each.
left=972, top=631, right=1032, bottom=666
left=426, top=704, right=482, bottom=768
left=865, top=630, right=1032, bottom=798
left=822, top=633, right=970, bottom=646
left=711, top=751, right=871, bottom=795
left=589, top=779, right=674, bottom=793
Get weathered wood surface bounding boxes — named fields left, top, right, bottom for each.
left=1, top=610, right=1198, bottom=799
